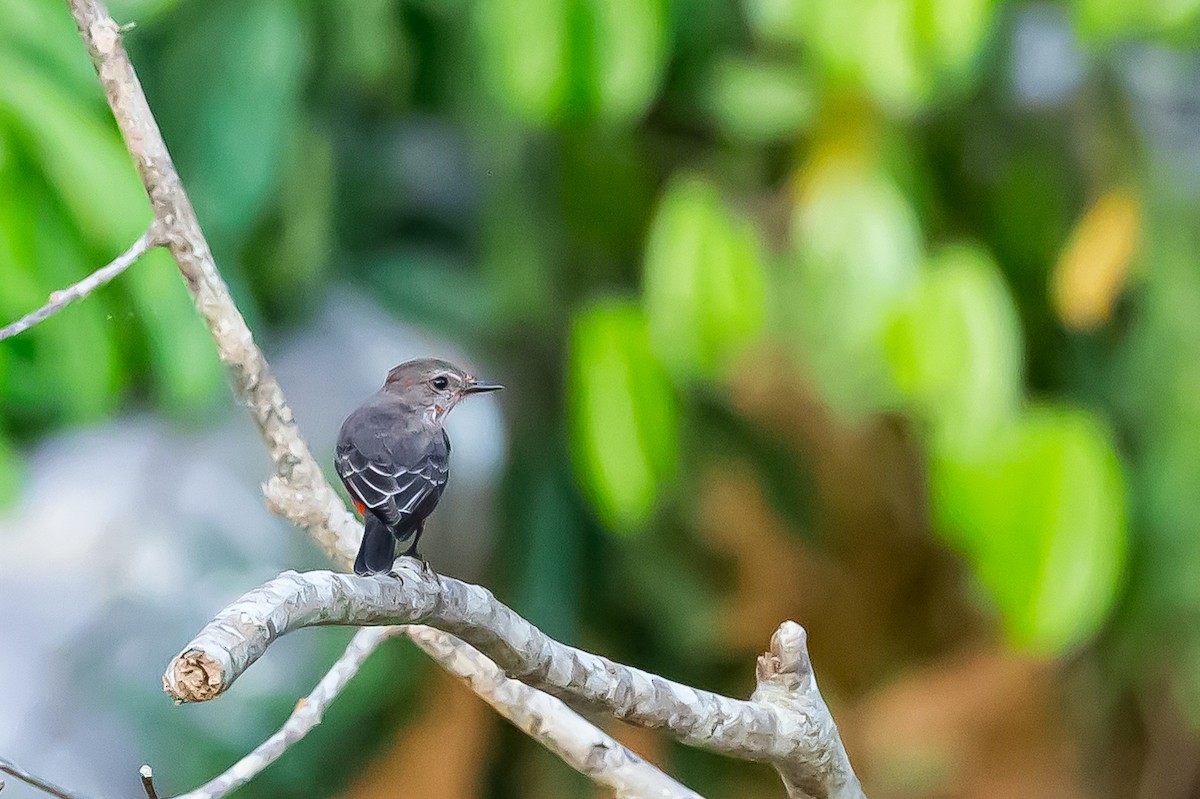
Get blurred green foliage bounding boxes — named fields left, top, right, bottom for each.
left=569, top=299, right=678, bottom=532
left=3, top=0, right=1199, bottom=794
left=643, top=175, right=766, bottom=380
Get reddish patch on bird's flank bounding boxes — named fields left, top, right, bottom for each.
left=353, top=499, right=366, bottom=515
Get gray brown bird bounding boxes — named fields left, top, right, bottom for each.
left=335, top=358, right=502, bottom=575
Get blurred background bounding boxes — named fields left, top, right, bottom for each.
left=0, top=0, right=1197, bottom=796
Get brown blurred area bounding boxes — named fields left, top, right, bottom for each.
left=332, top=357, right=1116, bottom=799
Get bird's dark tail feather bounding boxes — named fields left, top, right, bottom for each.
left=354, top=515, right=398, bottom=575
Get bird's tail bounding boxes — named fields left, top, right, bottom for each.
left=354, top=515, right=397, bottom=575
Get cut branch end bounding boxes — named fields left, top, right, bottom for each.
left=756, top=621, right=815, bottom=694
left=164, top=649, right=226, bottom=703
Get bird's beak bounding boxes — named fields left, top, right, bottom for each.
left=463, top=379, right=503, bottom=395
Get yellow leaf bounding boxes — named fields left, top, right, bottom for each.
left=1052, top=190, right=1139, bottom=331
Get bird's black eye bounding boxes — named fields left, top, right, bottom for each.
left=432, top=376, right=449, bottom=391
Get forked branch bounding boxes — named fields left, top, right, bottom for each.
left=60, top=1, right=697, bottom=797
left=50, top=1, right=866, bottom=797
left=165, top=564, right=864, bottom=799
left=0, top=227, right=157, bottom=342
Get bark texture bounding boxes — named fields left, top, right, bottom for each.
left=50, top=2, right=867, bottom=797
left=166, top=564, right=865, bottom=799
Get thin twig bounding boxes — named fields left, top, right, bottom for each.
left=0, top=758, right=93, bottom=799
left=62, top=2, right=862, bottom=798
left=139, top=765, right=159, bottom=799
left=172, top=627, right=397, bottom=799
left=0, top=228, right=157, bottom=342
left=61, top=10, right=682, bottom=796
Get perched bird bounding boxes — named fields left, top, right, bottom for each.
left=335, top=358, right=502, bottom=575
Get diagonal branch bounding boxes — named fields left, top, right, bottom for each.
left=0, top=227, right=158, bottom=342
left=62, top=3, right=693, bottom=798
left=164, top=563, right=865, bottom=799
left=0, top=757, right=93, bottom=799
left=66, top=0, right=359, bottom=565
left=62, top=2, right=863, bottom=797
left=406, top=628, right=703, bottom=799
left=172, top=627, right=398, bottom=799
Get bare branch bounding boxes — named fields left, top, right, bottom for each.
left=66, top=0, right=360, bottom=565
left=63, top=3, right=863, bottom=798
left=0, top=228, right=157, bottom=342
left=405, top=626, right=703, bottom=799
left=0, top=758, right=93, bottom=799
left=172, top=627, right=396, bottom=799
left=164, top=563, right=864, bottom=799
left=138, top=765, right=160, bottom=799
left=754, top=624, right=863, bottom=799
left=61, top=4, right=683, bottom=796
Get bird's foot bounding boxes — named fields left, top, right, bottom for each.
left=403, top=551, right=435, bottom=578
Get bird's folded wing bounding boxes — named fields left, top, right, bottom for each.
left=335, top=445, right=447, bottom=527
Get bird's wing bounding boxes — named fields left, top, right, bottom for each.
left=335, top=443, right=448, bottom=530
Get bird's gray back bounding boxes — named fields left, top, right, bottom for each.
left=337, top=393, right=444, bottom=464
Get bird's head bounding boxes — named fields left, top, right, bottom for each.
left=382, top=358, right=502, bottom=419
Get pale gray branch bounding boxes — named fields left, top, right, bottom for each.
left=63, top=3, right=684, bottom=797
left=0, top=758, right=92, bottom=799
left=63, top=2, right=863, bottom=798
left=172, top=627, right=396, bottom=799
left=406, top=627, right=703, bottom=799
left=754, top=624, right=863, bottom=799
left=0, top=228, right=157, bottom=342
left=168, top=624, right=699, bottom=799
left=165, top=563, right=864, bottom=799
left=66, top=0, right=360, bottom=565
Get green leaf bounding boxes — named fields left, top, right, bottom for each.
left=1072, top=0, right=1145, bottom=37
left=481, top=192, right=556, bottom=329
left=325, top=0, right=407, bottom=88
left=0, top=161, right=122, bottom=426
left=643, top=175, right=767, bottom=380
left=0, top=48, right=151, bottom=251
left=802, top=0, right=926, bottom=113
left=915, top=0, right=995, bottom=90
left=147, top=0, right=307, bottom=243
left=121, top=247, right=225, bottom=418
left=856, top=0, right=926, bottom=113
left=475, top=0, right=667, bottom=125
left=796, top=0, right=992, bottom=113
left=0, top=425, right=21, bottom=508
left=0, top=175, right=46, bottom=415
left=474, top=0, right=570, bottom=124
left=745, top=0, right=806, bottom=47
left=931, top=405, right=1128, bottom=654
left=0, top=0, right=99, bottom=102
left=363, top=248, right=499, bottom=339
left=247, top=127, right=335, bottom=320
left=583, top=0, right=669, bottom=125
left=568, top=299, right=678, bottom=532
left=1073, top=0, right=1200, bottom=38
left=703, top=57, right=814, bottom=142
left=787, top=163, right=922, bottom=415
left=505, top=443, right=583, bottom=642
left=107, top=0, right=187, bottom=23
left=885, top=243, right=1023, bottom=451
